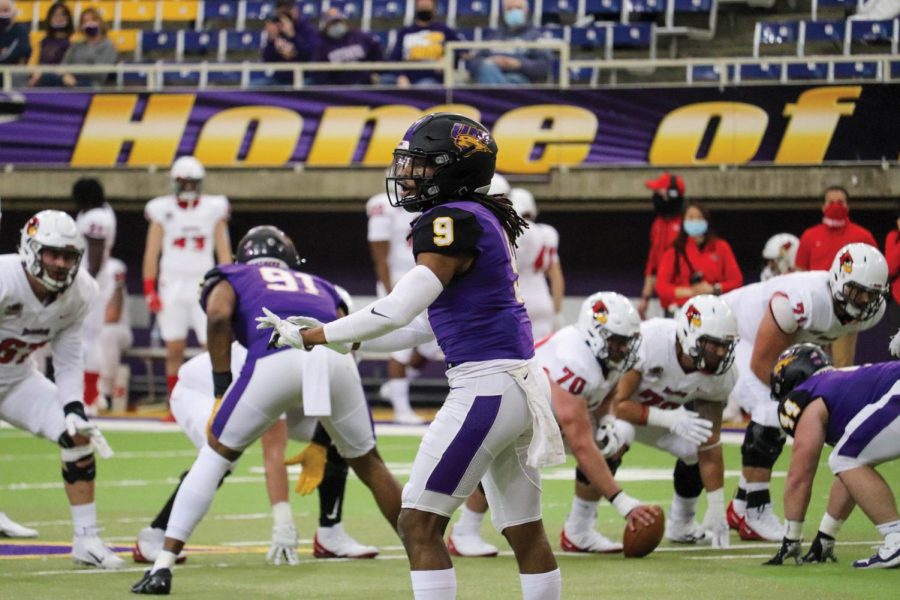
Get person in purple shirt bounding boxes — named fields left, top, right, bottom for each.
left=131, top=225, right=402, bottom=595
left=309, top=7, right=383, bottom=86
left=764, top=343, right=900, bottom=570
left=391, top=0, right=460, bottom=86
left=28, top=1, right=73, bottom=87
left=260, top=0, right=318, bottom=86
left=262, top=113, right=566, bottom=599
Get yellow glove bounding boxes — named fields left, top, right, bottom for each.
left=284, top=442, right=327, bottom=496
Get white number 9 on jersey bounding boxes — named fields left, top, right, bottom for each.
left=260, top=267, right=319, bottom=295
left=432, top=217, right=454, bottom=247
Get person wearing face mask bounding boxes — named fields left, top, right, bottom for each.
left=0, top=0, right=31, bottom=81
left=655, top=201, right=743, bottom=316
left=796, top=186, right=877, bottom=272
left=28, top=2, right=74, bottom=87
left=61, top=8, right=117, bottom=87
left=469, top=0, right=553, bottom=84
left=309, top=7, right=383, bottom=85
left=638, top=172, right=686, bottom=319
left=260, top=0, right=318, bottom=86
left=391, top=0, right=460, bottom=87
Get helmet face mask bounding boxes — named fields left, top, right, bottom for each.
left=170, top=156, right=205, bottom=206
left=828, top=243, right=888, bottom=322
left=576, top=292, right=641, bottom=372
left=675, top=295, right=739, bottom=376
left=691, top=335, right=736, bottom=375
left=19, top=211, right=84, bottom=293
left=771, top=343, right=832, bottom=405
left=235, top=225, right=302, bottom=270
left=386, top=150, right=443, bottom=212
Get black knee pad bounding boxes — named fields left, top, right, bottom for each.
left=59, top=433, right=96, bottom=484
left=673, top=460, right=702, bottom=498
left=741, top=422, right=786, bottom=469
left=575, top=466, right=590, bottom=486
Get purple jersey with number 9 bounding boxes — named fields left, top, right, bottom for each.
left=200, top=263, right=344, bottom=360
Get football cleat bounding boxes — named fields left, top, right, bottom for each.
left=72, top=531, right=126, bottom=570
left=132, top=527, right=186, bottom=564
left=0, top=512, right=38, bottom=538
left=313, top=524, right=378, bottom=559
left=447, top=532, right=499, bottom=557
left=739, top=504, right=783, bottom=542
left=853, top=533, right=900, bottom=569
left=666, top=518, right=706, bottom=544
left=560, top=526, right=623, bottom=554
left=131, top=568, right=172, bottom=595
left=726, top=500, right=743, bottom=531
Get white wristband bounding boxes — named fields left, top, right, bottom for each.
left=785, top=519, right=804, bottom=541
left=611, top=491, right=641, bottom=519
left=645, top=406, right=673, bottom=429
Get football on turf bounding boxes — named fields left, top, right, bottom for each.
left=623, top=506, right=665, bottom=558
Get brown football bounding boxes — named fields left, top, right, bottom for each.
left=622, top=506, right=665, bottom=558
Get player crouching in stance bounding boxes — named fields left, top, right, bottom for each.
left=132, top=341, right=378, bottom=565
left=538, top=292, right=658, bottom=553
left=131, top=226, right=402, bottom=595
left=609, top=295, right=738, bottom=547
left=0, top=211, right=121, bottom=568
left=764, top=344, right=900, bottom=569
left=262, top=113, right=568, bottom=600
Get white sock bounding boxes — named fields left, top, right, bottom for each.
left=272, top=501, right=293, bottom=528
left=521, top=569, right=561, bottom=600
left=388, top=378, right=413, bottom=413
left=745, top=481, right=769, bottom=493
left=877, top=520, right=900, bottom=538
left=565, top=497, right=598, bottom=532
left=165, top=445, right=232, bottom=542
left=819, top=513, right=844, bottom=537
left=152, top=550, right=177, bottom=574
left=410, top=568, right=456, bottom=600
left=71, top=502, right=97, bottom=536
left=671, top=493, right=699, bottom=522
left=452, top=506, right=486, bottom=536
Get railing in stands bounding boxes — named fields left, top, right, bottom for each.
left=1, top=40, right=897, bottom=91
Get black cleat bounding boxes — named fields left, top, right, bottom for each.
left=131, top=568, right=172, bottom=595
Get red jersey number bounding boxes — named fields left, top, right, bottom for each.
left=556, top=366, right=586, bottom=395
left=638, top=389, right=681, bottom=410
left=173, top=236, right=206, bottom=250
left=0, top=338, right=47, bottom=365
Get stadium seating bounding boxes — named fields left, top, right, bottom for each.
left=753, top=20, right=800, bottom=56
left=799, top=19, right=845, bottom=55
left=844, top=18, right=899, bottom=55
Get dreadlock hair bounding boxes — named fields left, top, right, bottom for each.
left=469, top=192, right=529, bottom=247
left=72, top=177, right=106, bottom=213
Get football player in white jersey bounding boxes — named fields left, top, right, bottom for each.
left=142, top=156, right=232, bottom=406
left=760, top=233, right=800, bottom=282
left=0, top=210, right=121, bottom=568
left=509, top=188, right=564, bottom=340
left=721, top=243, right=888, bottom=542
left=610, top=295, right=738, bottom=546
left=133, top=343, right=378, bottom=566
left=541, top=292, right=658, bottom=553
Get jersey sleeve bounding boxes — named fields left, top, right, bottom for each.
left=78, top=208, right=115, bottom=241
left=144, top=197, right=167, bottom=224
left=411, top=206, right=483, bottom=258
left=198, top=266, right=228, bottom=311
left=541, top=224, right=560, bottom=266
left=769, top=285, right=814, bottom=334
left=107, top=258, right=127, bottom=288
left=543, top=340, right=601, bottom=399
left=366, top=194, right=393, bottom=242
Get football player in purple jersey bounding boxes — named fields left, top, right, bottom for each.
left=131, top=226, right=402, bottom=595
left=764, top=344, right=900, bottom=569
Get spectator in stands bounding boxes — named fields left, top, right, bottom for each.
left=309, top=7, right=383, bottom=85
left=886, top=201, right=900, bottom=341
left=261, top=0, right=318, bottom=86
left=61, top=7, right=116, bottom=87
left=655, top=201, right=743, bottom=316
left=0, top=0, right=31, bottom=73
left=468, top=0, right=553, bottom=84
left=28, top=2, right=74, bottom=87
left=848, top=0, right=900, bottom=22
left=638, top=172, right=685, bottom=319
left=391, top=0, right=460, bottom=87
left=795, top=186, right=877, bottom=271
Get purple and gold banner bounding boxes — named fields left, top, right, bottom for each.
left=0, top=85, right=897, bottom=172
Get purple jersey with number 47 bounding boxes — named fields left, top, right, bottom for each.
left=200, top=263, right=344, bottom=360
left=411, top=200, right=533, bottom=365
left=795, top=362, right=900, bottom=446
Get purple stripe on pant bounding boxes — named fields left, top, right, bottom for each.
left=210, top=359, right=258, bottom=439
left=425, top=395, right=501, bottom=496
left=838, top=395, right=900, bottom=459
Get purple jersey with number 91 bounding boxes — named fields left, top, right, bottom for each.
left=200, top=263, right=344, bottom=360
left=411, top=200, right=534, bottom=365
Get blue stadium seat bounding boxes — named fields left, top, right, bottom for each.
left=298, top=0, right=323, bottom=20
left=181, top=31, right=220, bottom=61
left=163, top=71, right=202, bottom=87
left=833, top=60, right=880, bottom=79
left=629, top=0, right=667, bottom=16
left=139, top=31, right=178, bottom=61
left=570, top=23, right=610, bottom=49
left=786, top=61, right=828, bottom=79
left=738, top=62, right=782, bottom=81
left=455, top=0, right=492, bottom=19
left=203, top=0, right=238, bottom=25
left=612, top=22, right=653, bottom=48
left=584, top=0, right=623, bottom=18
left=689, top=63, right=732, bottom=82
left=122, top=70, right=150, bottom=87
left=371, top=0, right=407, bottom=19
left=207, top=71, right=243, bottom=86
left=226, top=29, right=264, bottom=55
left=569, top=66, right=596, bottom=83
left=244, top=1, right=275, bottom=23
left=799, top=19, right=844, bottom=55
left=845, top=19, right=898, bottom=54
left=536, top=25, right=566, bottom=40
left=454, top=27, right=480, bottom=40
left=541, top=0, right=579, bottom=24
left=330, top=0, right=365, bottom=21
left=753, top=21, right=801, bottom=57
left=673, top=0, right=713, bottom=13
left=892, top=59, right=900, bottom=78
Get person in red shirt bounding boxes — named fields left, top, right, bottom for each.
left=795, top=186, right=878, bottom=365
left=886, top=204, right=900, bottom=340
left=655, top=201, right=743, bottom=315
left=638, top=172, right=685, bottom=319
left=795, top=186, right=877, bottom=271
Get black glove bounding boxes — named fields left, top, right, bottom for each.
left=764, top=537, right=802, bottom=565
left=802, top=531, right=837, bottom=563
